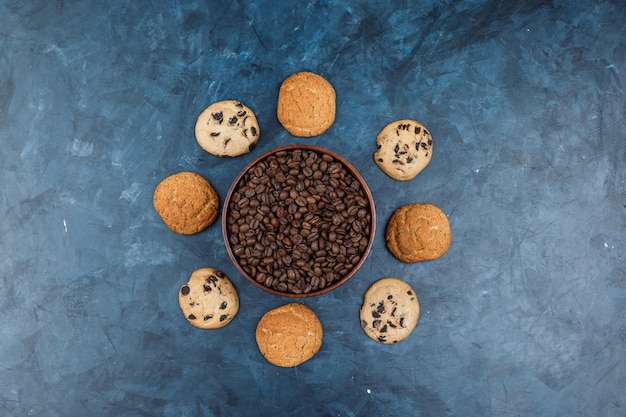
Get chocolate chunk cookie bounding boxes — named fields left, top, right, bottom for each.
left=385, top=203, right=451, bottom=262
left=153, top=171, right=219, bottom=235
left=360, top=278, right=420, bottom=344
left=374, top=119, right=433, bottom=181
left=178, top=268, right=239, bottom=329
left=277, top=71, right=336, bottom=137
left=195, top=100, right=260, bottom=157
left=255, top=303, right=323, bottom=367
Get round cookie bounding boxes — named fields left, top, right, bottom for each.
left=255, top=303, right=323, bottom=367
left=178, top=268, right=239, bottom=329
left=195, top=100, right=260, bottom=157
left=385, top=203, right=451, bottom=262
left=277, top=71, right=336, bottom=137
left=374, top=119, right=433, bottom=181
left=360, top=278, right=420, bottom=344
left=153, top=171, right=219, bottom=235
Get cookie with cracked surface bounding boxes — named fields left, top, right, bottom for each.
left=277, top=71, right=336, bottom=137
left=374, top=119, right=433, bottom=181
left=195, top=100, right=260, bottom=157
left=153, top=171, right=219, bottom=235
left=178, top=268, right=239, bottom=329
left=255, top=303, right=323, bottom=367
left=360, top=278, right=420, bottom=344
left=385, top=203, right=451, bottom=262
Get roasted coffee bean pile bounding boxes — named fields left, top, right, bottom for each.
left=226, top=148, right=372, bottom=295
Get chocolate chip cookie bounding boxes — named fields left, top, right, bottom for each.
left=374, top=119, right=433, bottom=181
left=195, top=100, right=260, bottom=157
left=360, top=278, right=420, bottom=344
left=178, top=268, right=239, bottom=329
left=385, top=203, right=451, bottom=262
left=153, top=171, right=219, bottom=235
left=277, top=71, right=336, bottom=137
left=255, top=303, right=323, bottom=367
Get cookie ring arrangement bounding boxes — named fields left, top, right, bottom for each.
left=152, top=70, right=453, bottom=366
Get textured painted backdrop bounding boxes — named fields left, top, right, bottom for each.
left=1, top=0, right=625, bottom=416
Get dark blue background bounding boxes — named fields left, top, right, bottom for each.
left=1, top=1, right=625, bottom=416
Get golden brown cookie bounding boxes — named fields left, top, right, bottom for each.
left=178, top=268, right=239, bottom=329
left=360, top=278, right=420, bottom=344
left=385, top=203, right=451, bottom=262
left=255, top=303, right=323, bottom=367
left=195, top=100, right=260, bottom=157
left=277, top=71, right=336, bottom=137
left=374, top=119, right=433, bottom=181
left=153, top=171, right=219, bottom=235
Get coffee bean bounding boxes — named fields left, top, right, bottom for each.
left=227, top=148, right=372, bottom=294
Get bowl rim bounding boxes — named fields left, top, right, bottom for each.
left=221, top=144, right=377, bottom=298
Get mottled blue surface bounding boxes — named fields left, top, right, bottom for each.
left=1, top=0, right=625, bottom=416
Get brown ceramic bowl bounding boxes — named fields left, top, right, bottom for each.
left=222, top=144, right=376, bottom=298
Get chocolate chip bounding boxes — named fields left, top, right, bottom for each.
left=373, top=319, right=381, bottom=329
left=219, top=314, right=228, bottom=322
left=380, top=325, right=388, bottom=333
left=237, top=110, right=247, bottom=117
left=203, top=285, right=212, bottom=292
left=215, top=270, right=225, bottom=278
left=372, top=311, right=380, bottom=318
left=181, top=285, right=190, bottom=296
left=210, top=132, right=220, bottom=137
left=414, top=126, right=421, bottom=134
left=228, top=116, right=238, bottom=125
left=212, top=112, right=223, bottom=123
left=188, top=314, right=196, bottom=320
left=203, top=315, right=213, bottom=321
left=220, top=301, right=228, bottom=310
left=251, top=126, right=257, bottom=136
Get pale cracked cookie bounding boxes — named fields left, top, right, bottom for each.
left=178, top=268, right=239, bottom=329
left=360, top=278, right=420, bottom=344
left=255, top=303, right=323, bottom=367
left=385, top=203, right=451, bottom=263
left=277, top=71, right=336, bottom=137
left=374, top=119, right=433, bottom=181
left=195, top=100, right=260, bottom=157
left=153, top=171, right=219, bottom=235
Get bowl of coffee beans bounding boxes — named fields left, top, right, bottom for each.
left=222, top=144, right=376, bottom=298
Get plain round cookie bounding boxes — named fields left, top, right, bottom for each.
left=195, top=100, right=260, bottom=157
left=360, top=278, right=420, bottom=344
left=153, top=171, right=219, bottom=235
left=255, top=303, right=323, bottom=367
left=277, top=71, right=336, bottom=137
left=178, top=268, right=239, bottom=329
left=374, top=119, right=433, bottom=181
left=385, top=203, right=451, bottom=262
